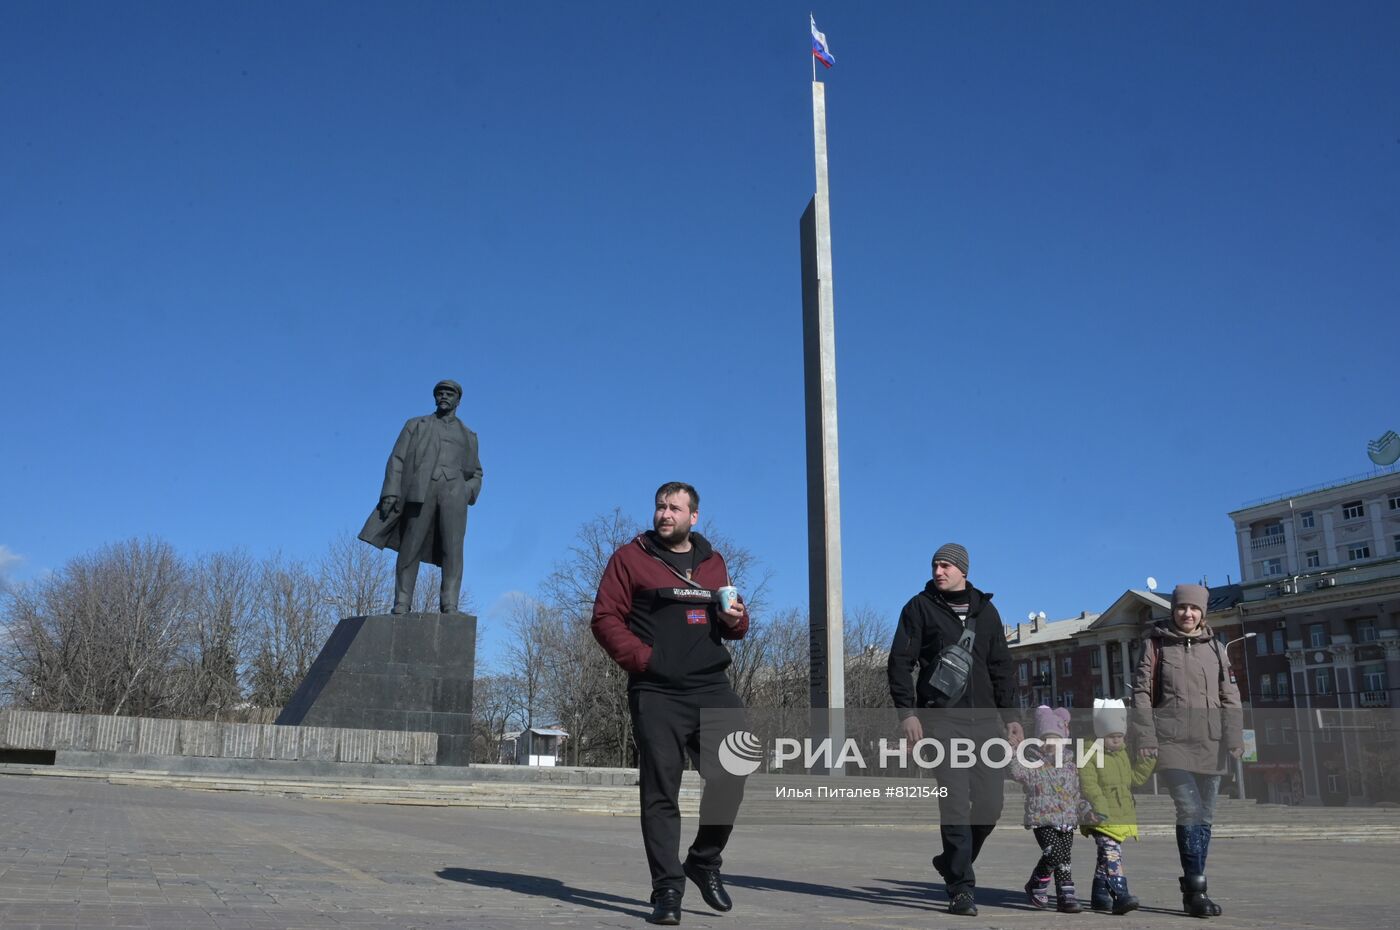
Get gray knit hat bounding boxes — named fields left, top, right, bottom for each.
left=1171, top=583, right=1209, bottom=613
left=932, top=543, right=969, bottom=577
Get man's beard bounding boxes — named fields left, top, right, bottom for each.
left=654, top=522, right=690, bottom=547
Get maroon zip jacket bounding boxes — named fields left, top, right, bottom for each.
left=591, top=531, right=749, bottom=693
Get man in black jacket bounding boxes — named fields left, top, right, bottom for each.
left=887, top=543, right=1020, bottom=917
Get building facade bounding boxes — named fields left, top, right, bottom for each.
left=1229, top=466, right=1400, bottom=805
left=1006, top=592, right=1247, bottom=714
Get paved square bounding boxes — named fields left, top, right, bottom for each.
left=0, top=773, right=1393, bottom=929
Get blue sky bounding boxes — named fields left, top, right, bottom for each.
left=3, top=2, right=1397, bottom=663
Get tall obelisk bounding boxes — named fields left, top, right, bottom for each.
left=800, top=80, right=845, bottom=750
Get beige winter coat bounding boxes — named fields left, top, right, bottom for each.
left=1129, top=620, right=1243, bottom=775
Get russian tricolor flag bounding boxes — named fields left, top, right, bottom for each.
left=811, top=15, right=834, bottom=69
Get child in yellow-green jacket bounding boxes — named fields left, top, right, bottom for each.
left=1079, top=699, right=1156, bottom=915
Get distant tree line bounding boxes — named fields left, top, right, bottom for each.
left=0, top=513, right=895, bottom=767
left=0, top=534, right=425, bottom=718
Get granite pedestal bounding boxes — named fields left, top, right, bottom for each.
left=275, top=612, right=476, bottom=765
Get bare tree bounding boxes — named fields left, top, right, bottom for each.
left=170, top=549, right=256, bottom=719
left=246, top=556, right=329, bottom=709
left=535, top=508, right=642, bottom=766
left=843, top=604, right=894, bottom=710
left=540, top=507, right=640, bottom=621
left=504, top=594, right=552, bottom=729
left=470, top=673, right=522, bottom=763
left=0, top=538, right=192, bottom=717
left=745, top=607, right=811, bottom=710
left=319, top=531, right=393, bottom=616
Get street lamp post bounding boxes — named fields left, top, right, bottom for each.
left=1226, top=631, right=1258, bottom=800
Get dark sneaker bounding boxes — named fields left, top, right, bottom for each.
left=948, top=892, right=978, bottom=916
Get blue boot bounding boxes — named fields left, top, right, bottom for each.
left=1108, top=875, right=1140, bottom=914
left=1090, top=876, right=1112, bottom=912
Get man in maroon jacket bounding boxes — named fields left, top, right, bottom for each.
left=592, top=481, right=750, bottom=926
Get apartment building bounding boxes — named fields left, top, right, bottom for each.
left=1229, top=466, right=1400, bottom=805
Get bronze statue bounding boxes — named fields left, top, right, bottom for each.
left=359, top=380, right=483, bottom=614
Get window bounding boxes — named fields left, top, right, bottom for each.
left=1018, top=692, right=1031, bottom=709
left=1315, top=668, right=1332, bottom=696
left=1255, top=633, right=1269, bottom=657
left=1309, top=624, right=1327, bottom=648
left=1300, top=510, right=1315, bottom=528
left=1059, top=691, right=1074, bottom=708
left=1261, top=558, right=1283, bottom=576
left=1272, top=630, right=1285, bottom=654
left=1090, top=649, right=1101, bottom=669
left=1061, top=656, right=1073, bottom=676
left=1389, top=495, right=1400, bottom=511
left=1018, top=663, right=1029, bottom=685
left=1394, top=534, right=1400, bottom=555
left=1342, top=500, right=1364, bottom=520
left=1263, top=523, right=1284, bottom=538
left=1282, top=720, right=1295, bottom=743
left=1327, top=774, right=1342, bottom=794
left=1305, top=550, right=1321, bottom=569
left=1265, top=720, right=1280, bottom=744
left=1348, top=544, right=1371, bottom=561
left=1039, top=660, right=1051, bottom=678
left=1258, top=674, right=1273, bottom=700
left=1362, top=666, right=1387, bottom=692
left=1276, top=672, right=1290, bottom=698
left=1357, top=622, right=1378, bottom=643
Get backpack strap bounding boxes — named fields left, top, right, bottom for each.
left=956, top=611, right=978, bottom=649
left=1151, top=635, right=1164, bottom=707
left=1152, top=633, right=1226, bottom=707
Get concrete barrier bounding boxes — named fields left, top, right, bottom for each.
left=0, top=709, right=437, bottom=765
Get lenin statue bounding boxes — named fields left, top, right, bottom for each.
left=359, top=379, right=483, bottom=614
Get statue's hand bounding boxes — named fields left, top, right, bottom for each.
left=378, top=496, right=400, bottom=520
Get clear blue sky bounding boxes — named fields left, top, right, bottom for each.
left=3, top=2, right=1397, bottom=662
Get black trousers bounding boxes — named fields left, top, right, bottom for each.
left=935, top=755, right=1006, bottom=896
left=629, top=686, right=747, bottom=894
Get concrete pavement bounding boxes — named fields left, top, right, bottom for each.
left=0, top=770, right=1394, bottom=929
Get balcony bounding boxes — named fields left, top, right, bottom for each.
left=1360, top=690, right=1391, bottom=707
left=1250, top=533, right=1285, bottom=551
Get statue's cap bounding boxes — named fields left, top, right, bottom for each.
left=433, top=379, right=462, bottom=397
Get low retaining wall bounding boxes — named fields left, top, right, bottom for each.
left=0, top=709, right=437, bottom=765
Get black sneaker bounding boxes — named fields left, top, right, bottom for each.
left=948, top=892, right=978, bottom=916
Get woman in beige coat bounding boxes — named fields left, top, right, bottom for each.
left=1130, top=583, right=1243, bottom=919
